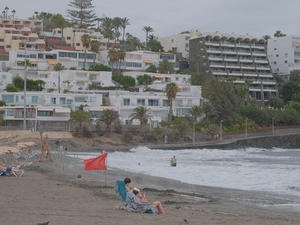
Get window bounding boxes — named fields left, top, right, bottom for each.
left=274, top=62, right=277, bottom=65
left=274, top=48, right=277, bottom=50
left=32, top=96, right=38, bottom=103
left=123, top=99, right=130, bottom=106
left=163, top=100, right=170, bottom=106
left=285, top=60, right=288, bottom=64
left=175, top=99, right=183, bottom=106
left=67, top=36, right=71, bottom=40
left=76, top=43, right=80, bottom=46
left=175, top=77, right=179, bottom=81
left=38, top=53, right=43, bottom=59
left=0, top=38, right=4, bottom=42
left=6, top=45, right=11, bottom=48
left=16, top=96, right=19, bottom=102
left=2, top=95, right=14, bottom=103
left=187, top=100, right=192, bottom=107
left=75, top=97, right=86, bottom=102
left=137, top=99, right=145, bottom=106
left=51, top=97, right=56, bottom=104
left=76, top=81, right=85, bottom=87
left=285, top=53, right=288, bottom=57
left=148, top=99, right=159, bottom=106
left=37, top=111, right=52, bottom=116
left=276, top=54, right=279, bottom=57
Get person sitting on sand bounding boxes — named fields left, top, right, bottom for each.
left=132, top=187, right=165, bottom=214
left=0, top=165, right=24, bottom=176
left=124, top=177, right=131, bottom=192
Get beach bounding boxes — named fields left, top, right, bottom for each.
left=1, top=153, right=300, bottom=225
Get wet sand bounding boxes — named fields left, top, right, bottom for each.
left=1, top=151, right=300, bottom=225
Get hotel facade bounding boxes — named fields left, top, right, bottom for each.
left=189, top=29, right=277, bottom=105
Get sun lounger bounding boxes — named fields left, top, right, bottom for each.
left=124, top=192, right=157, bottom=214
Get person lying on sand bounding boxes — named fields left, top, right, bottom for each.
left=132, top=187, right=165, bottom=214
left=0, top=165, right=24, bottom=176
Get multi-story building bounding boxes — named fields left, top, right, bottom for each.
left=0, top=90, right=102, bottom=110
left=189, top=29, right=277, bottom=105
left=99, top=50, right=178, bottom=71
left=0, top=69, right=114, bottom=92
left=43, top=27, right=113, bottom=51
left=9, top=49, right=98, bottom=71
left=267, top=35, right=300, bottom=74
left=158, top=32, right=190, bottom=58
left=0, top=18, right=45, bottom=61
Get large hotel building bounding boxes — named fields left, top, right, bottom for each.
left=189, top=29, right=277, bottom=106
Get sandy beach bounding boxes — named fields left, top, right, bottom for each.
left=1, top=151, right=300, bottom=225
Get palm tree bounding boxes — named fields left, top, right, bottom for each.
left=107, top=49, right=119, bottom=73
left=262, top=35, right=271, bottom=41
left=148, top=34, right=157, bottom=41
left=100, top=17, right=114, bottom=48
left=129, top=106, right=151, bottom=126
left=142, top=26, right=154, bottom=49
left=188, top=105, right=204, bottom=123
left=112, top=17, right=122, bottom=44
left=4, top=7, right=9, bottom=18
left=81, top=34, right=91, bottom=69
left=121, top=17, right=130, bottom=41
left=89, top=40, right=100, bottom=68
left=274, top=30, right=286, bottom=38
left=69, top=110, right=93, bottom=137
left=11, top=10, right=16, bottom=19
left=53, top=63, right=66, bottom=93
left=158, top=59, right=174, bottom=74
left=117, top=49, right=126, bottom=73
left=165, top=82, right=178, bottom=121
left=97, top=109, right=119, bottom=135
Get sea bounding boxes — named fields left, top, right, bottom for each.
left=74, top=146, right=300, bottom=210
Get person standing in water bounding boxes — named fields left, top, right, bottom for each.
left=171, top=156, right=177, bottom=167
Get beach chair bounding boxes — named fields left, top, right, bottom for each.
left=124, top=192, right=157, bottom=214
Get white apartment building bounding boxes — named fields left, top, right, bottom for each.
left=2, top=105, right=71, bottom=128
left=9, top=49, right=98, bottom=70
left=0, top=69, right=114, bottom=93
left=267, top=35, right=300, bottom=74
left=158, top=33, right=190, bottom=58
left=99, top=50, right=178, bottom=71
left=0, top=91, right=102, bottom=111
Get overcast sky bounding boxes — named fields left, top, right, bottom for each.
left=2, top=0, right=300, bottom=41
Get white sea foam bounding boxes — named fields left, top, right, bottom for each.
left=75, top=147, right=300, bottom=197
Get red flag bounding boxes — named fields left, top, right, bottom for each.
left=84, top=153, right=107, bottom=171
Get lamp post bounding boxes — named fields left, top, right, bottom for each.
left=193, top=122, right=196, bottom=145
left=272, top=117, right=275, bottom=135
left=245, top=118, right=248, bottom=138
left=220, top=120, right=223, bottom=141
left=23, top=41, right=27, bottom=130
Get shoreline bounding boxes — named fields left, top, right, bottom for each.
left=2, top=154, right=300, bottom=224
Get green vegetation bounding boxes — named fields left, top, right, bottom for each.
left=6, top=77, right=45, bottom=92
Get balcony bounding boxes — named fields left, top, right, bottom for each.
left=220, top=41, right=235, bottom=47
left=226, top=63, right=240, bottom=69
left=212, top=69, right=227, bottom=75
left=222, top=49, right=237, bottom=55
left=205, top=40, right=220, bottom=46
left=210, top=62, right=225, bottom=68
left=224, top=56, right=238, bottom=62
left=207, top=47, right=222, bottom=54
left=252, top=51, right=266, bottom=57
